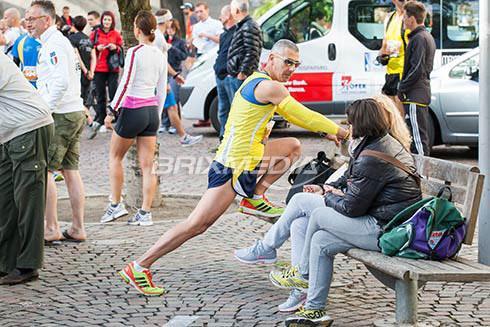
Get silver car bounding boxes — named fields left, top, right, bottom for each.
left=429, top=48, right=479, bottom=148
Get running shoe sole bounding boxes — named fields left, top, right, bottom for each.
left=285, top=318, right=333, bottom=327
left=234, top=254, right=277, bottom=265
left=238, top=206, right=282, bottom=219
left=100, top=209, right=129, bottom=224
left=118, top=270, right=164, bottom=297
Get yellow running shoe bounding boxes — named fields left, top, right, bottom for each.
left=118, top=262, right=165, bottom=296
left=239, top=195, right=284, bottom=219
left=285, top=307, right=333, bottom=326
left=269, top=266, right=309, bottom=290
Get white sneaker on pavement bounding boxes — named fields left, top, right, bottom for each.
left=128, top=210, right=153, bottom=226
left=180, top=134, right=203, bottom=147
left=100, top=202, right=129, bottom=223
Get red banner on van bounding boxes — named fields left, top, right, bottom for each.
left=285, top=72, right=333, bottom=103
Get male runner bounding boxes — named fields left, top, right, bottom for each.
left=118, top=39, right=349, bottom=296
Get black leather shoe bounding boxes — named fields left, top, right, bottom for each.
left=0, top=268, right=39, bottom=285
left=0, top=271, right=7, bottom=278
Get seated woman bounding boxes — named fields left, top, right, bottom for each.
left=234, top=96, right=421, bottom=322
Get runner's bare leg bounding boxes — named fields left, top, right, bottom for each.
left=254, top=137, right=301, bottom=195
left=137, top=181, right=236, bottom=268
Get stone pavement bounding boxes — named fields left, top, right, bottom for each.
left=2, top=123, right=487, bottom=326
left=1, top=208, right=489, bottom=326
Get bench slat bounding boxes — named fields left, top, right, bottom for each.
left=346, top=249, right=490, bottom=283
left=411, top=270, right=490, bottom=282
left=346, top=249, right=410, bottom=280
left=420, top=181, right=466, bottom=205
left=414, top=155, right=473, bottom=187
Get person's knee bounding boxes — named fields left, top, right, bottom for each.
left=288, top=138, right=302, bottom=156
left=187, top=219, right=212, bottom=236
left=139, top=158, right=154, bottom=171
left=290, top=192, right=313, bottom=207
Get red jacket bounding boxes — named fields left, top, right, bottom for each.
left=90, top=28, right=123, bottom=73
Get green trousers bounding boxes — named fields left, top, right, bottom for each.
left=0, top=124, right=53, bottom=273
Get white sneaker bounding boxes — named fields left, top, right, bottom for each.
left=180, top=134, right=203, bottom=147
left=168, top=126, right=177, bottom=134
left=128, top=210, right=153, bottom=226
left=99, top=125, right=107, bottom=133
left=100, top=202, right=129, bottom=223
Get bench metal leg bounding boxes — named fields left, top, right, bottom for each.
left=395, top=279, right=418, bottom=325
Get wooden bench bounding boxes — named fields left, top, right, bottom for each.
left=345, top=154, right=490, bottom=326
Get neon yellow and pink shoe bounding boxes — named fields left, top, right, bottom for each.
left=239, top=195, right=284, bottom=220
left=118, top=262, right=166, bottom=296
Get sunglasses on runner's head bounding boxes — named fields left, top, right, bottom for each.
left=273, top=53, right=301, bottom=68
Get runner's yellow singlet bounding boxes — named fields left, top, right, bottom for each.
left=385, top=12, right=410, bottom=77
left=215, top=71, right=339, bottom=180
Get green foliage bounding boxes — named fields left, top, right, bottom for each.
left=252, top=0, right=281, bottom=19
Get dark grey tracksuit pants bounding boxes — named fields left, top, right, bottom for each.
left=404, top=103, right=431, bottom=156
left=0, top=124, right=53, bottom=273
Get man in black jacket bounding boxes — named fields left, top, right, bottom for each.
left=398, top=1, right=436, bottom=156
left=214, top=5, right=236, bottom=141
left=227, top=0, right=262, bottom=96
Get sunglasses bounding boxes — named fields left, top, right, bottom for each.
left=273, top=53, right=301, bottom=68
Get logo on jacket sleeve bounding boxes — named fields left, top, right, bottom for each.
left=49, top=51, right=58, bottom=65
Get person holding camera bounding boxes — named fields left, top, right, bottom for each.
left=88, top=11, right=123, bottom=139
left=378, top=0, right=409, bottom=115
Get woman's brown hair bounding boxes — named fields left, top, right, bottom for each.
left=169, top=19, right=182, bottom=38
left=346, top=98, right=391, bottom=139
left=135, top=10, right=157, bottom=42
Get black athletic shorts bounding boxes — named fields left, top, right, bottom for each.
left=114, top=106, right=159, bottom=139
left=382, top=73, right=401, bottom=96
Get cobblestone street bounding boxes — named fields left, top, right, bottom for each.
left=1, top=123, right=488, bottom=326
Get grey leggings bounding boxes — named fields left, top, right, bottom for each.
left=298, top=206, right=382, bottom=309
left=263, top=193, right=325, bottom=266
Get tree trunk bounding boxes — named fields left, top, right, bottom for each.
left=116, top=0, right=164, bottom=209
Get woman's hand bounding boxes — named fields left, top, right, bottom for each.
left=96, top=44, right=106, bottom=51
left=303, top=184, right=323, bottom=194
left=325, top=134, right=340, bottom=146
left=104, top=115, right=113, bottom=129
left=323, top=185, right=344, bottom=196
left=108, top=43, right=117, bottom=51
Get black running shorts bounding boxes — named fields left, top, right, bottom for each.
left=114, top=106, right=159, bottom=139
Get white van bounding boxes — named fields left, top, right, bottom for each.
left=180, top=0, right=479, bottom=132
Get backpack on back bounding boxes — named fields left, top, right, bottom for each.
left=379, top=187, right=466, bottom=260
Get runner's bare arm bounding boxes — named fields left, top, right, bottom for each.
left=255, top=80, right=348, bottom=139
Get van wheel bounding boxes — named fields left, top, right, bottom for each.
left=209, top=96, right=220, bottom=134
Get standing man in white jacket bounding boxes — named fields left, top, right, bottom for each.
left=30, top=1, right=87, bottom=243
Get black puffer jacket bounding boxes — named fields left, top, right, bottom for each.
left=227, top=15, right=262, bottom=77
left=325, top=134, right=422, bottom=226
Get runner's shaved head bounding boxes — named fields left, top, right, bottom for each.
left=271, top=39, right=299, bottom=55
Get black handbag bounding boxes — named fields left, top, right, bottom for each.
left=285, top=151, right=335, bottom=204
left=107, top=46, right=124, bottom=71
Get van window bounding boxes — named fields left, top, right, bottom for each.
left=261, top=0, right=333, bottom=50
left=449, top=54, right=479, bottom=79
left=348, top=0, right=392, bottom=50
left=443, top=0, right=479, bottom=48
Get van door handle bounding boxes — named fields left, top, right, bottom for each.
left=328, top=43, right=336, bottom=61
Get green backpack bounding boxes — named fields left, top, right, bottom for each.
left=379, top=187, right=466, bottom=260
